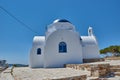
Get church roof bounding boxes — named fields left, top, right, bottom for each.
left=33, top=36, right=45, bottom=46
left=81, top=36, right=97, bottom=46
left=46, top=19, right=75, bottom=35
left=53, top=19, right=71, bottom=23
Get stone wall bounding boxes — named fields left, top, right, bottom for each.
left=90, top=64, right=110, bottom=77
left=83, top=58, right=105, bottom=63
left=65, top=63, right=110, bottom=77
left=105, top=56, right=120, bottom=60
left=65, top=64, right=91, bottom=71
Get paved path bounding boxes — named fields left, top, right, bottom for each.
left=0, top=67, right=88, bottom=80
left=13, top=67, right=88, bottom=80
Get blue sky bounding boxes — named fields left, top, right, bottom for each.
left=0, top=0, right=120, bottom=64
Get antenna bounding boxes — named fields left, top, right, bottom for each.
left=0, top=5, right=39, bottom=34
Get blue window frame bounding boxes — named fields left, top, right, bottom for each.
left=59, top=42, right=67, bottom=53
left=37, top=48, right=41, bottom=55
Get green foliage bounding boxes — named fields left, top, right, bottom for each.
left=13, top=64, right=17, bottom=67
left=12, top=64, right=28, bottom=67
left=100, top=45, right=120, bottom=56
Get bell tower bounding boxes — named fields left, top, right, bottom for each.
left=88, top=27, right=94, bottom=36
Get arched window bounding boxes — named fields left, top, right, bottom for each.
left=59, top=42, right=67, bottom=53
left=37, top=48, right=41, bottom=55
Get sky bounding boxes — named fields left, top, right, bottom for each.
left=0, top=0, right=120, bottom=64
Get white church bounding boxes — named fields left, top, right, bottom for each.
left=29, top=19, right=100, bottom=68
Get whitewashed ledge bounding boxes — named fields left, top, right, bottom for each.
left=0, top=67, right=88, bottom=80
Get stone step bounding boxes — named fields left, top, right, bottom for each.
left=87, top=77, right=99, bottom=80
left=110, top=68, right=120, bottom=72
left=110, top=65, right=120, bottom=68
left=114, top=72, right=120, bottom=76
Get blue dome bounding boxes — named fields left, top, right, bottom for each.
left=53, top=19, right=71, bottom=23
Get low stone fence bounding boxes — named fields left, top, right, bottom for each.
left=65, top=63, right=110, bottom=77
left=83, top=58, right=105, bottom=63
left=105, top=56, right=120, bottom=60
left=65, top=64, right=91, bottom=71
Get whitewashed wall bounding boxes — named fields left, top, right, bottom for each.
left=82, top=36, right=100, bottom=59
left=29, top=36, right=45, bottom=68
left=44, top=30, right=83, bottom=68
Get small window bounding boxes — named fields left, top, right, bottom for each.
left=37, top=48, right=41, bottom=55
left=59, top=42, right=67, bottom=53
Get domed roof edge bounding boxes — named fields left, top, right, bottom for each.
left=53, top=19, right=71, bottom=23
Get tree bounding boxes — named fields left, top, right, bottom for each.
left=100, top=45, right=120, bottom=56
left=13, top=64, right=17, bottom=67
